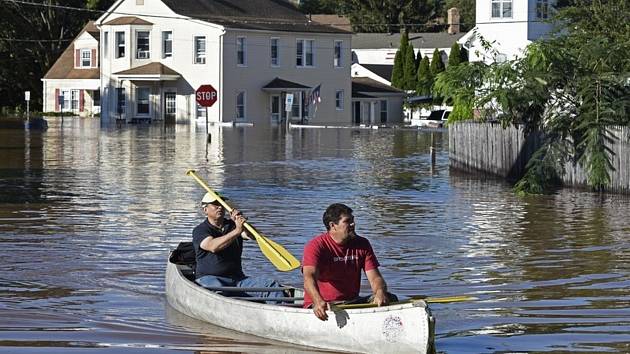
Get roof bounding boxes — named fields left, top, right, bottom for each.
left=83, top=21, right=100, bottom=40
left=309, top=14, right=352, bottom=31
left=114, top=62, right=180, bottom=76
left=361, top=64, right=393, bottom=82
left=352, top=32, right=465, bottom=50
left=352, top=77, right=404, bottom=94
left=262, top=77, right=311, bottom=90
left=160, top=0, right=349, bottom=33
left=103, top=16, right=153, bottom=26
left=43, top=21, right=100, bottom=80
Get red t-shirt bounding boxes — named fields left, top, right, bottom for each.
left=302, top=232, right=380, bottom=308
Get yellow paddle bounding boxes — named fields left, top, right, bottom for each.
left=333, top=295, right=477, bottom=310
left=186, top=169, right=301, bottom=272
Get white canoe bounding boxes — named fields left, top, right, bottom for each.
left=165, top=260, right=435, bottom=353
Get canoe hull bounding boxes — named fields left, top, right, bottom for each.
left=165, top=261, right=434, bottom=353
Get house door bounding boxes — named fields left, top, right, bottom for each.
left=270, top=95, right=281, bottom=124
left=353, top=101, right=361, bottom=124
left=164, top=91, right=176, bottom=123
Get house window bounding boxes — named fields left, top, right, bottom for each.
left=103, top=32, right=108, bottom=58
left=115, top=31, right=125, bottom=58
left=335, top=90, right=344, bottom=110
left=270, top=38, right=279, bottom=66
left=116, top=87, right=126, bottom=114
left=196, top=103, right=206, bottom=119
left=380, top=100, right=388, bottom=123
left=136, top=87, right=150, bottom=115
left=296, top=39, right=314, bottom=67
left=81, top=49, right=91, bottom=67
left=136, top=31, right=150, bottom=59
left=334, top=40, right=342, bottom=67
left=236, top=91, right=245, bottom=119
left=162, top=31, right=172, bottom=58
left=61, top=89, right=79, bottom=111
left=536, top=0, right=550, bottom=19
left=194, top=36, right=206, bottom=64
left=237, top=37, right=246, bottom=66
left=491, top=0, right=512, bottom=18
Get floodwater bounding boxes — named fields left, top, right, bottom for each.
left=1, top=118, right=629, bottom=354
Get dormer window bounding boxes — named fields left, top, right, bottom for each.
left=491, top=0, right=512, bottom=18
left=136, top=31, right=150, bottom=59
left=81, top=49, right=91, bottom=67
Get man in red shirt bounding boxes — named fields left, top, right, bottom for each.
left=302, top=203, right=397, bottom=321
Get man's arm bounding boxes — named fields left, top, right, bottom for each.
left=366, top=268, right=389, bottom=306
left=303, top=265, right=328, bottom=321
left=200, top=212, right=247, bottom=252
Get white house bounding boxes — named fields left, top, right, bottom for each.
left=351, top=77, right=405, bottom=126
left=459, top=0, right=556, bottom=63
left=41, top=21, right=100, bottom=116
left=96, top=0, right=353, bottom=126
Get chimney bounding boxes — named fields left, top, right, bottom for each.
left=447, top=7, right=460, bottom=34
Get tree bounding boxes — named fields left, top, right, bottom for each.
left=390, top=31, right=409, bottom=89
left=434, top=0, right=630, bottom=194
left=444, top=0, right=475, bottom=32
left=0, top=0, right=114, bottom=112
left=340, top=0, right=438, bottom=33
left=299, top=0, right=338, bottom=14
left=415, top=50, right=422, bottom=72
left=430, top=48, right=445, bottom=77
left=416, top=56, right=432, bottom=96
left=447, top=42, right=462, bottom=68
left=403, top=43, right=417, bottom=90
left=391, top=50, right=404, bottom=88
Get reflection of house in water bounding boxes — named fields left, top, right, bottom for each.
left=0, top=128, right=45, bottom=204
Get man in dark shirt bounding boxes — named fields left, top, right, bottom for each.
left=192, top=192, right=284, bottom=302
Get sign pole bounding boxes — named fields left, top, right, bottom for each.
left=24, top=91, right=31, bottom=121
left=206, top=107, right=210, bottom=143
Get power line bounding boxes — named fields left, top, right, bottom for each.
left=1, top=0, right=558, bottom=29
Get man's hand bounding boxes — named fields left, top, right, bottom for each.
left=371, top=289, right=389, bottom=306
left=312, top=299, right=329, bottom=321
left=230, top=209, right=247, bottom=233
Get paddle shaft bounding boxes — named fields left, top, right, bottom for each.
left=333, top=295, right=476, bottom=309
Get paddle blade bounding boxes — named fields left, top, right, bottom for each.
left=254, top=234, right=301, bottom=272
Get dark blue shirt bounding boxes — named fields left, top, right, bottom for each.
left=192, top=218, right=244, bottom=280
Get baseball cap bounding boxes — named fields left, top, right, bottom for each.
left=200, top=192, right=228, bottom=206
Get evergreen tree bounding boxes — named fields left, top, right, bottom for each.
left=403, top=43, right=417, bottom=90
left=399, top=31, right=409, bottom=64
left=391, top=31, right=409, bottom=89
left=416, top=56, right=433, bottom=96
left=391, top=50, right=404, bottom=88
left=415, top=50, right=422, bottom=73
left=447, top=42, right=462, bottom=68
left=430, top=48, right=445, bottom=77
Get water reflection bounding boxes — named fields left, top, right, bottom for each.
left=0, top=118, right=629, bottom=353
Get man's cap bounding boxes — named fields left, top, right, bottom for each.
left=201, top=192, right=227, bottom=205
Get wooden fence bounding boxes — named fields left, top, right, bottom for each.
left=449, top=122, right=630, bottom=193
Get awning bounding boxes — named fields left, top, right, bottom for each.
left=262, top=77, right=311, bottom=92
left=114, top=62, right=180, bottom=81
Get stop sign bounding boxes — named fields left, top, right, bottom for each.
left=196, top=84, right=218, bottom=107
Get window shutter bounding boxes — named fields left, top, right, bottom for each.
left=92, top=49, right=97, bottom=67
left=55, top=88, right=60, bottom=111
left=79, top=90, right=84, bottom=112
left=75, top=49, right=80, bottom=67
